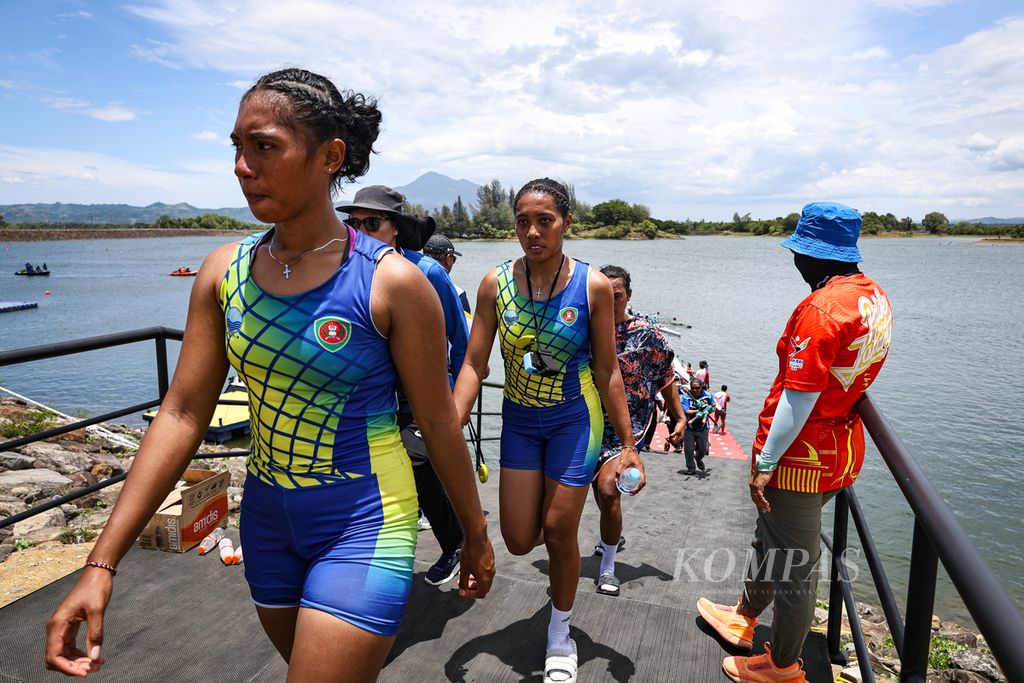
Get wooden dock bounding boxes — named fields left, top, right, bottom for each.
left=0, top=301, right=38, bottom=314
left=0, top=427, right=834, bottom=682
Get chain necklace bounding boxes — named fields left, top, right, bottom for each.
left=267, top=229, right=348, bottom=279
left=528, top=264, right=563, bottom=297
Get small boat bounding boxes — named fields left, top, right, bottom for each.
left=169, top=267, right=197, bottom=277
left=15, top=268, right=49, bottom=276
left=144, top=377, right=250, bottom=443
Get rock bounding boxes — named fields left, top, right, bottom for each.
left=813, top=606, right=828, bottom=625
left=0, top=497, right=28, bottom=518
left=68, top=471, right=99, bottom=488
left=12, top=507, right=66, bottom=536
left=23, top=526, right=68, bottom=544
left=950, top=650, right=1002, bottom=682
left=0, top=469, right=73, bottom=500
left=932, top=614, right=942, bottom=630
left=58, top=439, right=100, bottom=453
left=9, top=485, right=43, bottom=503
left=0, top=543, right=13, bottom=563
left=937, top=623, right=979, bottom=649
left=928, top=670, right=993, bottom=682
left=837, top=665, right=864, bottom=682
left=0, top=453, right=36, bottom=470
left=67, top=507, right=113, bottom=531
left=24, top=443, right=94, bottom=475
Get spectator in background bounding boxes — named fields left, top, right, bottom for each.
left=424, top=234, right=471, bottom=316
left=712, top=385, right=731, bottom=435
left=589, top=264, right=685, bottom=597
left=695, top=360, right=710, bottom=389
left=680, top=377, right=716, bottom=474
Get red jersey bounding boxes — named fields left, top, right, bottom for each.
left=754, top=273, right=893, bottom=493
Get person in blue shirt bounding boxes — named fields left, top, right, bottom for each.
left=680, top=376, right=716, bottom=474
left=340, top=185, right=470, bottom=587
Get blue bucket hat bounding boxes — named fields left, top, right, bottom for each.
left=780, top=202, right=863, bottom=263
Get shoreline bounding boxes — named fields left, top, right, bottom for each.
left=3, top=227, right=1020, bottom=243
left=0, top=228, right=255, bottom=242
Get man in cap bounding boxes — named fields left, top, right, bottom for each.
left=338, top=186, right=470, bottom=587
left=423, top=234, right=471, bottom=316
left=696, top=202, right=893, bottom=683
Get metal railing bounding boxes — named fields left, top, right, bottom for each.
left=822, top=395, right=1023, bottom=682
left=1, top=327, right=188, bottom=529
left=3, top=330, right=1022, bottom=683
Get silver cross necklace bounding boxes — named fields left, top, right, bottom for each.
left=267, top=228, right=348, bottom=279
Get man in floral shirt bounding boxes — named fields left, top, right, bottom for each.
left=589, top=265, right=685, bottom=597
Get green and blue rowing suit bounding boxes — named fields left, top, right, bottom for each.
left=495, top=257, right=602, bottom=486
left=220, top=226, right=416, bottom=636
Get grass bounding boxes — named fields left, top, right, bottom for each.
left=60, top=528, right=98, bottom=545
left=881, top=634, right=967, bottom=669
left=1, top=408, right=59, bottom=438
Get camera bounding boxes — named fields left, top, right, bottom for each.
left=523, top=348, right=559, bottom=377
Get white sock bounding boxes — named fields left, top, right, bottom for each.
left=599, top=540, right=617, bottom=577
left=547, top=604, right=572, bottom=651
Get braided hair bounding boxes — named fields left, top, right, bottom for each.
left=241, top=68, right=381, bottom=194
left=514, top=178, right=572, bottom=218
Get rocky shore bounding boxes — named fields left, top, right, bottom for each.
left=0, top=397, right=1006, bottom=681
left=0, top=397, right=246, bottom=606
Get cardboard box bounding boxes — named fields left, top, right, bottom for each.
left=138, top=469, right=230, bottom=552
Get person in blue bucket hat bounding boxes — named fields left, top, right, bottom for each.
left=697, top=201, right=894, bottom=683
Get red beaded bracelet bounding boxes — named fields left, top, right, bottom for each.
left=84, top=561, right=117, bottom=576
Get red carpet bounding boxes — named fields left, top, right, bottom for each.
left=648, top=422, right=748, bottom=460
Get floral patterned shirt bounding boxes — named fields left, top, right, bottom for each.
left=601, top=314, right=677, bottom=454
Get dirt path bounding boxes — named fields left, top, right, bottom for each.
left=0, top=542, right=95, bottom=608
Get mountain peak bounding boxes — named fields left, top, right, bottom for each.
left=395, top=172, right=481, bottom=212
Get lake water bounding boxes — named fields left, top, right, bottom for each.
left=1, top=234, right=1022, bottom=625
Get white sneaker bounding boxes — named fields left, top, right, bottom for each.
left=417, top=514, right=432, bottom=531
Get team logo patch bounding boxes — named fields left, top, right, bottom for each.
left=314, top=316, right=352, bottom=353
left=503, top=307, right=520, bottom=325
left=789, top=336, right=810, bottom=357
left=559, top=307, right=579, bottom=325
left=225, top=307, right=243, bottom=337
left=789, top=358, right=805, bottom=371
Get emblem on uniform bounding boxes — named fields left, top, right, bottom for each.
left=789, top=336, right=810, bottom=357
left=226, top=307, right=243, bottom=337
left=559, top=307, right=578, bottom=326
left=314, top=316, right=352, bottom=353
left=503, top=307, right=519, bottom=326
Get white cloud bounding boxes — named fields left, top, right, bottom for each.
left=41, top=95, right=140, bottom=122
left=10, top=0, right=1018, bottom=218
left=192, top=131, right=225, bottom=143
left=0, top=145, right=241, bottom=206
left=89, top=104, right=138, bottom=122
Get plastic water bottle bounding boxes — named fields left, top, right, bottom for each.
left=197, top=527, right=225, bottom=555
left=218, top=537, right=235, bottom=565
left=616, top=467, right=643, bottom=495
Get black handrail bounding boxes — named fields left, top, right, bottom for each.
left=820, top=395, right=1024, bottom=682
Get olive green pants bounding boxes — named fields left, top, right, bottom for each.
left=741, top=487, right=839, bottom=667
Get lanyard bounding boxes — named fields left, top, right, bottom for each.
left=522, top=255, right=565, bottom=349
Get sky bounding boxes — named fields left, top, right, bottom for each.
left=1, top=0, right=1022, bottom=221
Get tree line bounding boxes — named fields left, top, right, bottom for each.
left=0, top=213, right=257, bottom=232
left=2, top=200, right=1022, bottom=239
left=401, top=181, right=1024, bottom=239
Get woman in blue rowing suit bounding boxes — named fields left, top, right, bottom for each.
left=45, top=68, right=494, bottom=682
left=454, top=178, right=642, bottom=683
